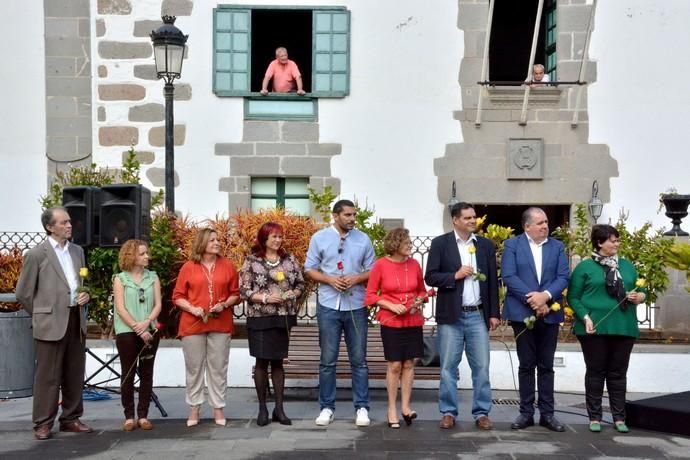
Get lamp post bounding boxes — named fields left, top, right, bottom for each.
left=447, top=180, right=460, bottom=215
left=588, top=180, right=603, bottom=223
left=150, top=16, right=188, bottom=213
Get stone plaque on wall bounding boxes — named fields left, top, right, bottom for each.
left=507, top=138, right=544, bottom=180
left=380, top=218, right=404, bottom=231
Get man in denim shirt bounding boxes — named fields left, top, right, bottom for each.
left=305, top=199, right=375, bottom=427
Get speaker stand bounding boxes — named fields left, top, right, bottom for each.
left=84, top=347, right=167, bottom=417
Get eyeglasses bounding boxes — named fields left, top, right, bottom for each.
left=338, top=237, right=346, bottom=254
left=138, top=288, right=145, bottom=303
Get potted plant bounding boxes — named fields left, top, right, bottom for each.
left=665, top=242, right=690, bottom=293
left=660, top=190, right=690, bottom=236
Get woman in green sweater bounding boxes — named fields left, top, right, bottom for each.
left=567, top=225, right=646, bottom=434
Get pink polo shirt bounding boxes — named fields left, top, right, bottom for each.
left=264, top=59, right=301, bottom=92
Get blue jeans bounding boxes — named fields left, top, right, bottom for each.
left=317, top=304, right=369, bottom=412
left=438, top=311, right=492, bottom=419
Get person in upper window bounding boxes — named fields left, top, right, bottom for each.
left=525, top=64, right=550, bottom=87
left=260, top=47, right=306, bottom=95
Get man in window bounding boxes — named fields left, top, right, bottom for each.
left=526, top=64, right=550, bottom=87
left=260, top=47, right=306, bottom=95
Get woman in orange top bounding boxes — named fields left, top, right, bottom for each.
left=365, top=228, right=427, bottom=429
left=172, top=228, right=240, bottom=427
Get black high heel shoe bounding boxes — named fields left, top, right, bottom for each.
left=402, top=411, right=417, bottom=426
left=388, top=419, right=401, bottom=429
left=257, top=406, right=270, bottom=426
left=272, top=408, right=292, bottom=426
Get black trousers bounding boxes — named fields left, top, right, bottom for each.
left=512, top=319, right=559, bottom=417
left=116, top=332, right=159, bottom=420
left=577, top=334, right=635, bottom=422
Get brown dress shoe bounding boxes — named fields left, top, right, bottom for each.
left=475, top=415, right=493, bottom=430
left=138, top=419, right=153, bottom=430
left=59, top=419, right=93, bottom=433
left=439, top=415, right=456, bottom=429
left=34, top=425, right=52, bottom=440
left=123, top=420, right=136, bottom=432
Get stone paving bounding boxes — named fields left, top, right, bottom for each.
left=1, top=388, right=689, bottom=459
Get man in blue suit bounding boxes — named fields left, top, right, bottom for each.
left=425, top=202, right=500, bottom=430
left=501, top=207, right=570, bottom=432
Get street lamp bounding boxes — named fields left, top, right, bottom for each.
left=588, top=180, right=603, bottom=223
left=150, top=16, right=188, bottom=212
left=447, top=180, right=460, bottom=215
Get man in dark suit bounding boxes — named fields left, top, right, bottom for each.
left=425, top=202, right=500, bottom=430
left=501, top=207, right=570, bottom=432
left=16, top=207, right=93, bottom=440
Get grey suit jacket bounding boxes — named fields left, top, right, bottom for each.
left=15, top=239, right=87, bottom=341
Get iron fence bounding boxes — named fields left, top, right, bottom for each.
left=0, top=231, right=654, bottom=328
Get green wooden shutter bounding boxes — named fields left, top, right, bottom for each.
left=312, top=9, right=350, bottom=97
left=544, top=0, right=557, bottom=81
left=214, top=8, right=251, bottom=96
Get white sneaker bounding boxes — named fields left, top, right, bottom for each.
left=315, top=408, right=334, bottom=426
left=355, top=407, right=370, bottom=427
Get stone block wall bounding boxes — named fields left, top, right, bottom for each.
left=215, top=121, right=341, bottom=212
left=91, top=0, right=192, bottom=200
left=434, top=0, right=618, bottom=227
left=45, top=0, right=93, bottom=176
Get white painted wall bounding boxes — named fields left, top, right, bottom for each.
left=0, top=1, right=46, bottom=232
left=86, top=342, right=690, bottom=393
left=92, top=0, right=461, bottom=231
left=589, top=0, right=690, bottom=231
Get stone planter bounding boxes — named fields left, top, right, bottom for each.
left=0, top=309, right=34, bottom=398
left=661, top=194, right=690, bottom=236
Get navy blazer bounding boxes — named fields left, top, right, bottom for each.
left=424, top=232, right=499, bottom=329
left=501, top=233, right=570, bottom=324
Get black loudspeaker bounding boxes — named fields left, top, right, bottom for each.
left=62, top=186, right=100, bottom=246
left=99, top=184, right=151, bottom=247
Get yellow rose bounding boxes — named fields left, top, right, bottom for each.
left=635, top=278, right=647, bottom=289
left=562, top=288, right=568, bottom=297
left=79, top=267, right=89, bottom=278
left=550, top=302, right=561, bottom=312
left=564, top=306, right=574, bottom=317
left=467, top=246, right=476, bottom=254
left=274, top=271, right=285, bottom=282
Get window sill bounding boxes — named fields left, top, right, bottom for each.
left=244, top=96, right=318, bottom=121
left=486, top=86, right=562, bottom=107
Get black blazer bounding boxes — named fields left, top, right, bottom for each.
left=424, top=232, right=500, bottom=329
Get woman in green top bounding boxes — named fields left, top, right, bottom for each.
left=113, top=239, right=162, bottom=432
left=567, top=225, right=646, bottom=434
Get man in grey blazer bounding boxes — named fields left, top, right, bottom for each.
left=16, top=207, right=93, bottom=440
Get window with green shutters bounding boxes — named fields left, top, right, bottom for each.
left=544, top=0, right=557, bottom=81
left=213, top=6, right=350, bottom=98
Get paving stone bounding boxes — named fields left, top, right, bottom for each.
left=97, top=0, right=132, bottom=15
left=129, top=103, right=165, bottom=122
left=162, top=0, right=194, bottom=16
left=133, top=64, right=158, bottom=80
left=134, top=19, right=163, bottom=37
left=99, top=84, right=145, bottom=101
left=148, top=125, right=186, bottom=147
left=146, top=167, right=180, bottom=187
left=99, top=126, right=138, bottom=146
left=99, top=41, right=152, bottom=59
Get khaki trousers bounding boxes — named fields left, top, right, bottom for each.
left=181, top=332, right=231, bottom=409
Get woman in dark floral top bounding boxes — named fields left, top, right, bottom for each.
left=240, top=222, right=305, bottom=427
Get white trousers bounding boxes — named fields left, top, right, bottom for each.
left=181, top=332, right=231, bottom=409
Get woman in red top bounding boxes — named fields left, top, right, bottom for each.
left=172, top=228, right=240, bottom=427
left=365, top=228, right=426, bottom=429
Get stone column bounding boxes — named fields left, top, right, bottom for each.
left=655, top=236, right=690, bottom=339
left=44, top=0, right=93, bottom=176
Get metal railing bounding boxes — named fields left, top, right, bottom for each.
left=0, top=231, right=654, bottom=328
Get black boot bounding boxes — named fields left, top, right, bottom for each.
left=271, top=359, right=291, bottom=425
left=254, top=359, right=271, bottom=427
